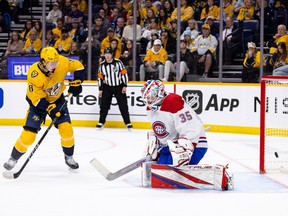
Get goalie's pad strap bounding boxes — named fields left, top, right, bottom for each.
left=150, top=164, right=229, bottom=190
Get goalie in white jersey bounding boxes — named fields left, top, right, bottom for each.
left=141, top=80, right=208, bottom=167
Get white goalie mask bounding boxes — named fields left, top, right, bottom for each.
left=141, top=80, right=165, bottom=111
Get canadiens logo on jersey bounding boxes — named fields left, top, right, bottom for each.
left=44, top=82, right=62, bottom=97
left=152, top=121, right=169, bottom=138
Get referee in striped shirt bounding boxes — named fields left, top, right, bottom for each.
left=96, top=47, right=133, bottom=130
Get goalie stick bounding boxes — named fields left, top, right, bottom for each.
left=2, top=94, right=72, bottom=179
left=90, top=126, right=211, bottom=181
left=90, top=155, right=152, bottom=181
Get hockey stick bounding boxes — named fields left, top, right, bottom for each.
left=2, top=94, right=72, bottom=179
left=90, top=155, right=152, bottom=181
left=90, top=126, right=211, bottom=181
left=90, top=133, right=165, bottom=181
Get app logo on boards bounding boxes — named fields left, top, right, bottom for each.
left=182, top=90, right=203, bottom=114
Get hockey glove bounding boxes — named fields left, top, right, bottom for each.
left=145, top=131, right=160, bottom=160
left=46, top=103, right=61, bottom=119
left=167, top=139, right=193, bottom=167
left=68, top=79, right=82, bottom=96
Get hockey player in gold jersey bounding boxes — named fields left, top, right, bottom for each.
left=3, top=47, right=85, bottom=171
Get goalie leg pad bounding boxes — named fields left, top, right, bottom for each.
left=147, top=164, right=234, bottom=190
left=58, top=122, right=74, bottom=148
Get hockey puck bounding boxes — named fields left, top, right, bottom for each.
left=274, top=152, right=279, bottom=158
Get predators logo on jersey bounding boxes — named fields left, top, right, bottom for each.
left=44, top=82, right=62, bottom=97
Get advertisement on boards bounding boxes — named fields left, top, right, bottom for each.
left=7, top=56, right=79, bottom=80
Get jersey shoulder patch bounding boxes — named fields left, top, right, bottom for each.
left=31, top=70, right=39, bottom=78
left=160, top=93, right=184, bottom=113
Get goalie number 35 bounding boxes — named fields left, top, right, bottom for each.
left=179, top=111, right=193, bottom=123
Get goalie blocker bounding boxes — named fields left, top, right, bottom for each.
left=142, top=162, right=234, bottom=190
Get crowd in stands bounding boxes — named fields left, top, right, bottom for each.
left=0, top=0, right=288, bottom=82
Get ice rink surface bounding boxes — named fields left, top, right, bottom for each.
left=0, top=126, right=287, bottom=216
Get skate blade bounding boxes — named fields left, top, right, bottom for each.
left=68, top=168, right=79, bottom=173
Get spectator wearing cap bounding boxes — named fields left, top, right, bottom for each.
left=191, top=23, right=218, bottom=78
left=182, top=30, right=194, bottom=49
left=54, top=28, right=73, bottom=54
left=122, top=14, right=142, bottom=42
left=22, top=29, right=42, bottom=55
left=180, top=18, right=199, bottom=41
left=96, top=47, right=133, bottom=131
left=205, top=15, right=219, bottom=37
left=242, top=42, right=261, bottom=82
left=161, top=40, right=193, bottom=82
left=46, top=2, right=63, bottom=30
left=200, top=0, right=220, bottom=21
left=160, top=27, right=176, bottom=55
left=170, top=0, right=194, bottom=32
left=100, top=27, right=122, bottom=57
left=139, top=39, right=168, bottom=81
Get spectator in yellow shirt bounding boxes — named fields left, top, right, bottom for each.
left=54, top=28, right=73, bottom=55
left=236, top=0, right=254, bottom=21
left=22, top=29, right=42, bottom=55
left=139, top=39, right=168, bottom=81
left=100, top=28, right=122, bottom=57
left=170, top=0, right=194, bottom=32
left=242, top=42, right=260, bottom=83
left=200, top=0, right=220, bottom=21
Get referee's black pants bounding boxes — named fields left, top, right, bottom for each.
left=99, top=84, right=131, bottom=125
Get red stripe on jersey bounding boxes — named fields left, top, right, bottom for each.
left=160, top=93, right=184, bottom=113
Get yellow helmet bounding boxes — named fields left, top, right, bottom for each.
left=40, top=47, right=59, bottom=63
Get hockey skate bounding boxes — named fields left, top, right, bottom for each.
left=65, top=155, right=79, bottom=169
left=96, top=123, right=104, bottom=130
left=3, top=157, right=18, bottom=171
left=126, top=123, right=133, bottom=131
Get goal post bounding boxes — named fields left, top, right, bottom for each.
left=260, top=76, right=288, bottom=174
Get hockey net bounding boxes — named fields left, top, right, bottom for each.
left=260, top=76, right=288, bottom=173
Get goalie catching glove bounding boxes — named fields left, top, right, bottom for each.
left=47, top=103, right=61, bottom=118
left=145, top=131, right=160, bottom=160
left=68, top=79, right=82, bottom=96
left=167, top=138, right=194, bottom=167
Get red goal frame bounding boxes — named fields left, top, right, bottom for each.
left=260, top=76, right=288, bottom=174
